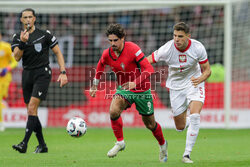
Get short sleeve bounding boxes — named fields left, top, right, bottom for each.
left=153, top=41, right=171, bottom=62
left=130, top=43, right=144, bottom=62
left=198, top=44, right=208, bottom=64
left=11, top=33, right=20, bottom=51
left=45, top=30, right=58, bottom=49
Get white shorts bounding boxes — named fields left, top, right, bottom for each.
left=169, top=82, right=205, bottom=117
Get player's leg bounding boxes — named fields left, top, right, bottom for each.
left=182, top=83, right=205, bottom=163
left=0, top=81, right=10, bottom=131
left=13, top=69, right=33, bottom=153
left=170, top=88, right=190, bottom=132
left=182, top=101, right=203, bottom=163
left=12, top=97, right=40, bottom=153
left=173, top=111, right=190, bottom=132
left=142, top=114, right=168, bottom=162
left=170, top=87, right=193, bottom=163
left=33, top=116, right=48, bottom=153
left=32, top=66, right=51, bottom=153
left=136, top=90, right=167, bottom=162
left=107, top=95, right=129, bottom=158
left=0, top=93, right=4, bottom=132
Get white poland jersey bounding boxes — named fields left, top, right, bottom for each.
left=152, top=39, right=208, bottom=90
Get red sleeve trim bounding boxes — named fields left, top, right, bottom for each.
left=199, top=59, right=208, bottom=64
left=152, top=52, right=157, bottom=63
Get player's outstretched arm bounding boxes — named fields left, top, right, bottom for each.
left=89, top=59, right=105, bottom=97
left=146, top=54, right=155, bottom=64
left=52, top=44, right=68, bottom=88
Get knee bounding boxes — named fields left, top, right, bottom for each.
left=145, top=122, right=156, bottom=131
left=27, top=103, right=37, bottom=115
left=109, top=107, right=121, bottom=119
left=175, top=125, right=185, bottom=132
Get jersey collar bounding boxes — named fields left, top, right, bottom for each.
left=109, top=41, right=125, bottom=61
left=174, top=39, right=191, bottom=53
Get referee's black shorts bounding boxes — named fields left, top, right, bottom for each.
left=22, top=65, right=52, bottom=104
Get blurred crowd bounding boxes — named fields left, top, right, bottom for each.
left=0, top=6, right=225, bottom=66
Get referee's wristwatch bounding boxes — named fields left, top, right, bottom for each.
left=60, top=70, right=66, bottom=74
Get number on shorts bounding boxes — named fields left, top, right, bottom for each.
left=199, top=87, right=203, bottom=95
left=147, top=101, right=151, bottom=111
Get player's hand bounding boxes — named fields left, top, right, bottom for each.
left=0, top=68, right=9, bottom=77
left=20, top=29, right=29, bottom=42
left=57, top=74, right=68, bottom=88
left=191, top=76, right=200, bottom=87
left=121, top=82, right=136, bottom=90
left=89, top=85, right=97, bottom=97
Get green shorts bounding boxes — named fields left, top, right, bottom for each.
left=115, top=86, right=154, bottom=116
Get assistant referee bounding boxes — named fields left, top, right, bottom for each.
left=11, top=8, right=68, bottom=153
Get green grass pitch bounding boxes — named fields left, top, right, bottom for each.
left=0, top=128, right=250, bottom=167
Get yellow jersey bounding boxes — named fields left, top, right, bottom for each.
left=0, top=41, right=18, bottom=82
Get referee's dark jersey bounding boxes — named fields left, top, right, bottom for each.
left=11, top=28, right=58, bottom=69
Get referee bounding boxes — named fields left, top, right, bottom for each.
left=11, top=8, right=68, bottom=153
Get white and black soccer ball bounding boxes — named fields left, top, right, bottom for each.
left=66, top=117, right=87, bottom=137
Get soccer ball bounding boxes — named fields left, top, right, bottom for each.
left=66, top=117, right=87, bottom=137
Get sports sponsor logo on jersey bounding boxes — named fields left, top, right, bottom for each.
left=34, top=43, right=42, bottom=52
left=179, top=55, right=187, bottom=63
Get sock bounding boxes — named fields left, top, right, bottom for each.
left=183, top=113, right=200, bottom=156
left=34, top=117, right=46, bottom=146
left=110, top=116, right=124, bottom=141
left=152, top=122, right=165, bottom=146
left=185, top=116, right=190, bottom=129
left=22, top=115, right=38, bottom=144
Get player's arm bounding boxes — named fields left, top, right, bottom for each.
left=51, top=44, right=68, bottom=88
left=191, top=61, right=211, bottom=87
left=146, top=54, right=156, bottom=64
left=9, top=53, right=18, bottom=70
left=122, top=57, right=154, bottom=90
left=90, top=59, right=105, bottom=97
left=0, top=46, right=18, bottom=77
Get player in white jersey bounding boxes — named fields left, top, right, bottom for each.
left=147, top=22, right=211, bottom=163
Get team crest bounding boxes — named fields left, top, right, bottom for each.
left=120, top=63, right=125, bottom=71
left=179, top=55, right=187, bottom=63
left=34, top=43, right=42, bottom=52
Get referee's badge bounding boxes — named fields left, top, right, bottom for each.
left=34, top=43, right=42, bottom=52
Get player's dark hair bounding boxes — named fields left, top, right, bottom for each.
left=105, top=23, right=126, bottom=39
left=174, top=22, right=190, bottom=34
left=20, top=8, right=36, bottom=17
